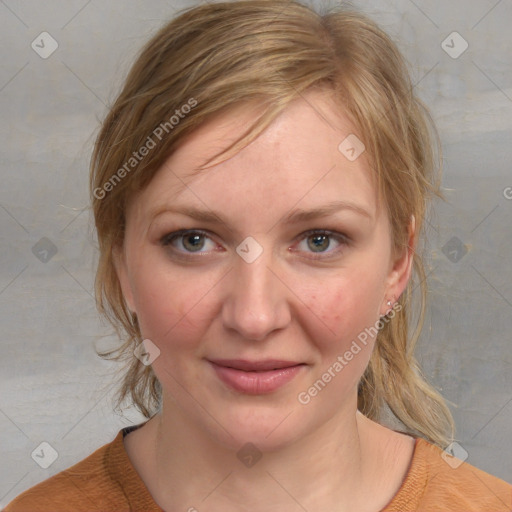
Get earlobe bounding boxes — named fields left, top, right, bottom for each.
left=112, top=243, right=136, bottom=314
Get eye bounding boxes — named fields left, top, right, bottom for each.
left=292, top=229, right=349, bottom=259
left=160, top=228, right=350, bottom=259
left=160, top=230, right=219, bottom=255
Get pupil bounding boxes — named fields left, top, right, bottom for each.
left=310, top=234, right=328, bottom=252
left=184, top=234, right=204, bottom=252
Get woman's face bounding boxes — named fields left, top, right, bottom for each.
left=115, top=89, right=412, bottom=450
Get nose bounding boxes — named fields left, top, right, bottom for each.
left=221, top=245, right=291, bottom=341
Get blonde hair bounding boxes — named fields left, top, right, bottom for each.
left=90, top=0, right=455, bottom=447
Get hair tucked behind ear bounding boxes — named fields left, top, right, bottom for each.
left=90, top=0, right=454, bottom=447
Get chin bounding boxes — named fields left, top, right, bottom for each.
left=202, top=401, right=307, bottom=453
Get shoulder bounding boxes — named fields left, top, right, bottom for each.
left=3, top=431, right=129, bottom=512
left=384, top=437, right=512, bottom=512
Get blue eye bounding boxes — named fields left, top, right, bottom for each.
left=160, top=229, right=349, bottom=259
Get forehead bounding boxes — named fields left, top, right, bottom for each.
left=127, top=89, right=381, bottom=226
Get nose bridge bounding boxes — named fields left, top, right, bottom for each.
left=222, top=242, right=290, bottom=341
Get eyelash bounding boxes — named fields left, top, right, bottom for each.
left=160, top=229, right=350, bottom=260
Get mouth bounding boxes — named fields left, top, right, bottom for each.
left=209, top=359, right=304, bottom=371
left=208, top=359, right=306, bottom=394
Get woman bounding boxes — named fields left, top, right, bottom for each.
left=5, top=1, right=511, bottom=511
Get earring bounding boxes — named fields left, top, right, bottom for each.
left=385, top=297, right=395, bottom=315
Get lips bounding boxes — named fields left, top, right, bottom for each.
left=209, top=359, right=303, bottom=372
left=208, top=359, right=306, bottom=394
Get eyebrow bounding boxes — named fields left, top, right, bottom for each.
left=150, top=200, right=372, bottom=226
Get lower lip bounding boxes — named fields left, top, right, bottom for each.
left=209, top=362, right=305, bottom=395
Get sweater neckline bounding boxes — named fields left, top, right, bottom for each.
left=106, top=422, right=164, bottom=511
left=380, top=436, right=428, bottom=511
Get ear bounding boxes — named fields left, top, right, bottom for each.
left=381, top=215, right=416, bottom=315
left=112, top=242, right=136, bottom=315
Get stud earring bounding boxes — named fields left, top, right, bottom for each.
left=385, top=297, right=396, bottom=315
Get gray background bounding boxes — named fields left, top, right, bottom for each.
left=1, top=0, right=511, bottom=506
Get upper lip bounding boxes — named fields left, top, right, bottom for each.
left=209, top=359, right=304, bottom=371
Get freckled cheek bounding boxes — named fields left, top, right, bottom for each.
left=305, top=280, right=380, bottom=350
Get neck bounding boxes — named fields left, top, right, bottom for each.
left=143, top=393, right=384, bottom=512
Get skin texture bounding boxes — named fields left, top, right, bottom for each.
left=115, top=89, right=416, bottom=512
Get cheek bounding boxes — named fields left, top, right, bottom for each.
left=130, top=263, right=216, bottom=347
left=301, top=278, right=382, bottom=397
left=304, top=271, right=384, bottom=352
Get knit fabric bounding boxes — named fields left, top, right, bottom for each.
left=4, top=424, right=511, bottom=512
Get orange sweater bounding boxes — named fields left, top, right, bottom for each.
left=4, top=424, right=511, bottom=512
